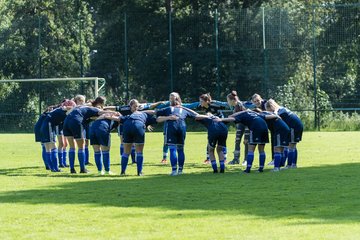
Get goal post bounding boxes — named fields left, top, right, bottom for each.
left=0, top=77, right=106, bottom=97
left=0, top=77, right=106, bottom=133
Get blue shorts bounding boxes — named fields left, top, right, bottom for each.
left=63, top=118, right=85, bottom=139
left=290, top=127, right=303, bottom=143
left=122, top=123, right=145, bottom=144
left=249, top=128, right=269, bottom=145
left=165, top=125, right=186, bottom=145
left=54, top=124, right=63, bottom=136
left=90, top=129, right=111, bottom=147
left=40, top=120, right=56, bottom=143
left=208, top=131, right=227, bottom=148
left=273, top=129, right=290, bottom=147
left=34, top=123, right=43, bottom=142
left=117, top=125, right=124, bottom=136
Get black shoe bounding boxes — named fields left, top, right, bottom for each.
left=59, top=164, right=65, bottom=168
left=80, top=169, right=89, bottom=174
left=257, top=168, right=264, bottom=173
left=243, top=169, right=250, bottom=174
left=213, top=169, right=218, bottom=173
left=137, top=172, right=143, bottom=176
left=220, top=169, right=225, bottom=173
left=228, top=160, right=240, bottom=165
left=45, top=166, right=50, bottom=170
left=64, top=164, right=69, bottom=167
left=70, top=168, right=77, bottom=174
left=120, top=171, right=126, bottom=176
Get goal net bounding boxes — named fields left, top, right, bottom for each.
left=0, top=77, right=105, bottom=133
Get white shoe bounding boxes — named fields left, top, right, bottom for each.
left=98, top=170, right=105, bottom=175
left=105, top=171, right=114, bottom=175
left=170, top=170, right=178, bottom=176
left=271, top=167, right=280, bottom=172
left=177, top=170, right=183, bottom=175
left=241, top=160, right=247, bottom=166
left=267, top=160, right=274, bottom=166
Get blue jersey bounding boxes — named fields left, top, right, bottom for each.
left=155, top=101, right=200, bottom=110
left=67, top=106, right=100, bottom=124
left=278, top=107, right=303, bottom=131
left=44, top=107, right=68, bottom=127
left=232, top=111, right=268, bottom=132
left=91, top=119, right=119, bottom=133
left=156, top=106, right=197, bottom=128
left=198, top=100, right=230, bottom=118
left=197, top=116, right=228, bottom=134
left=120, top=112, right=157, bottom=127
left=260, top=112, right=290, bottom=133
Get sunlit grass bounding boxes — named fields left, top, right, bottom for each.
left=0, top=132, right=360, bottom=240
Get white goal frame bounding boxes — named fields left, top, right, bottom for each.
left=0, top=77, right=106, bottom=97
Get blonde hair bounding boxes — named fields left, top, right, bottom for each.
left=129, top=99, right=140, bottom=111
left=74, top=95, right=86, bottom=105
left=169, top=92, right=182, bottom=106
left=265, top=99, right=280, bottom=112
left=251, top=93, right=263, bottom=101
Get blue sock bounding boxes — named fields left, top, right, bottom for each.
left=280, top=152, right=286, bottom=167
left=46, top=152, right=53, bottom=170
left=222, top=147, right=227, bottom=160
left=69, top=148, right=75, bottom=170
left=163, top=144, right=168, bottom=160
left=211, top=160, right=218, bottom=172
left=169, top=145, right=178, bottom=171
left=287, top=149, right=295, bottom=166
left=177, top=146, right=185, bottom=171
left=136, top=152, right=144, bottom=175
left=78, top=149, right=86, bottom=171
left=246, top=151, right=254, bottom=172
left=62, top=150, right=67, bottom=166
left=274, top=152, right=282, bottom=168
left=51, top=148, right=59, bottom=171
left=259, top=152, right=266, bottom=170
left=41, top=145, right=48, bottom=169
left=58, top=149, right=63, bottom=166
left=220, top=160, right=225, bottom=172
left=283, top=147, right=288, bottom=164
left=94, top=151, right=102, bottom=171
left=121, top=153, right=129, bottom=174
left=131, top=146, right=136, bottom=163
left=294, top=148, right=298, bottom=165
left=84, top=146, right=89, bottom=165
left=120, top=144, right=124, bottom=156
left=103, top=151, right=110, bottom=172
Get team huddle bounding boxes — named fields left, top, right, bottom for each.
left=34, top=91, right=303, bottom=176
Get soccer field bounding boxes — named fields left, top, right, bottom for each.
left=0, top=132, right=360, bottom=240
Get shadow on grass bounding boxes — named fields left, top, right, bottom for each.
left=0, top=163, right=359, bottom=224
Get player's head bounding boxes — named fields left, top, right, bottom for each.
left=199, top=93, right=212, bottom=107
left=129, top=99, right=140, bottom=112
left=61, top=99, right=76, bottom=108
left=251, top=93, right=263, bottom=108
left=226, top=90, right=240, bottom=107
left=265, top=99, right=280, bottom=112
left=91, top=96, right=106, bottom=109
left=234, top=102, right=246, bottom=112
left=169, top=92, right=182, bottom=106
left=74, top=95, right=86, bottom=106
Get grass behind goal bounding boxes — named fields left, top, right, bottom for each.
left=0, top=132, right=360, bottom=240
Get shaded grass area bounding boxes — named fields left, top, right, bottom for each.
left=1, top=163, right=359, bottom=223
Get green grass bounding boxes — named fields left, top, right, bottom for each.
left=1, top=132, right=360, bottom=240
